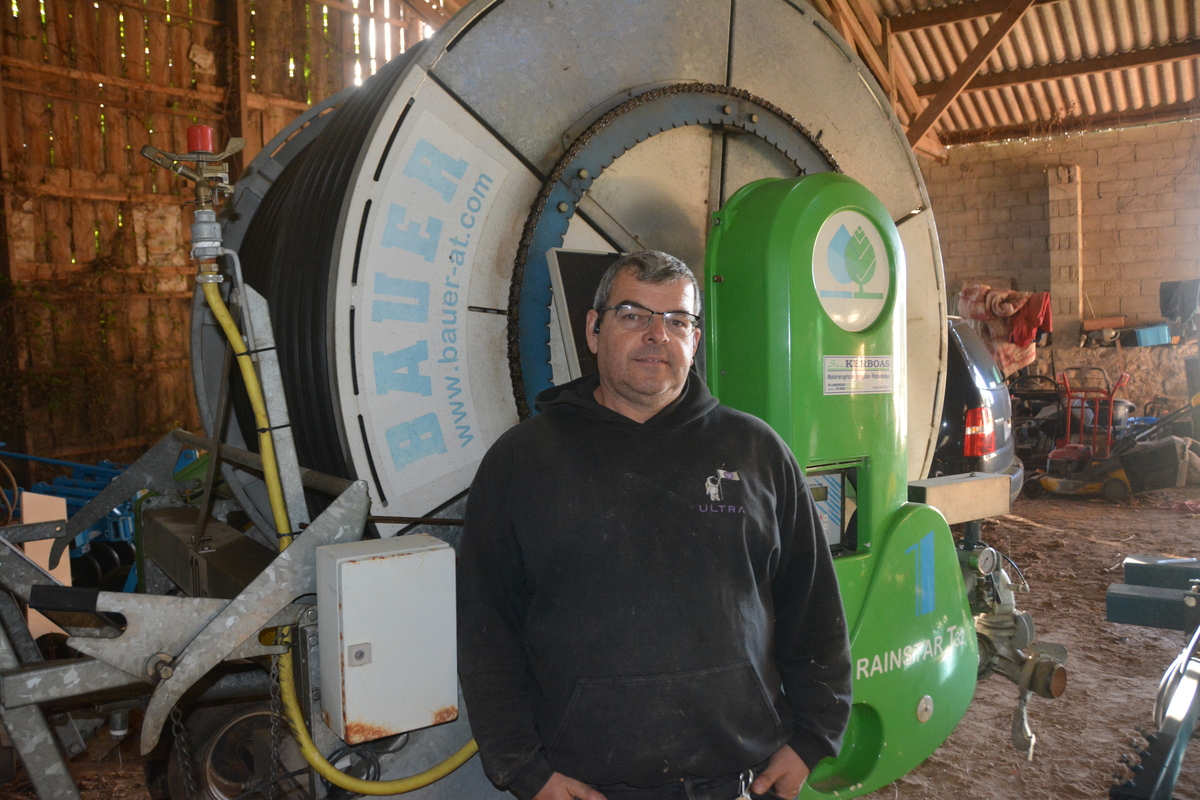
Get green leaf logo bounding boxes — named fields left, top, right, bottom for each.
left=844, top=226, right=877, bottom=289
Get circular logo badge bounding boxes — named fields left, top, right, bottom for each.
left=812, top=210, right=891, bottom=332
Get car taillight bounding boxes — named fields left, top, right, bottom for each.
left=963, top=407, right=995, bottom=457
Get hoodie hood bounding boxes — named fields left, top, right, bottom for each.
left=534, top=369, right=719, bottom=428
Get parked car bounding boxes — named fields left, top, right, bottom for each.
left=930, top=318, right=1025, bottom=505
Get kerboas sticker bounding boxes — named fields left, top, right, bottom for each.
left=812, top=209, right=890, bottom=332
left=823, top=355, right=893, bottom=395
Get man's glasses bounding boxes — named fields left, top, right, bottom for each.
left=599, top=304, right=701, bottom=334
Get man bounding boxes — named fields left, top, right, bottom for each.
left=458, top=251, right=851, bottom=800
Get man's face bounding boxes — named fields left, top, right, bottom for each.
left=584, top=269, right=701, bottom=422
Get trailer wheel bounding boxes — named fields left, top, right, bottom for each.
left=1022, top=478, right=1045, bottom=499
left=1102, top=478, right=1131, bottom=505
left=167, top=701, right=306, bottom=800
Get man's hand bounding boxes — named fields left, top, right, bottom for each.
left=749, top=744, right=810, bottom=800
left=532, top=772, right=608, bottom=800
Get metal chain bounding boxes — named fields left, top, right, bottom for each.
left=170, top=705, right=203, bottom=800
left=506, top=82, right=840, bottom=417
left=269, top=652, right=285, bottom=800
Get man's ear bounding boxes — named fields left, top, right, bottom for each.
left=585, top=308, right=601, bottom=354
left=689, top=325, right=702, bottom=364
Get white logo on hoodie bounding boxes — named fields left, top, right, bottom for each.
left=703, top=468, right=741, bottom=503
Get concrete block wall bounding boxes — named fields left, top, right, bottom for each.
left=919, top=119, right=1200, bottom=330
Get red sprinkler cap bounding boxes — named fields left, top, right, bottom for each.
left=187, top=125, right=215, bottom=154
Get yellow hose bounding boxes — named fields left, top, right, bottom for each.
left=279, top=644, right=480, bottom=793
left=200, top=280, right=292, bottom=541
left=201, top=270, right=478, bottom=793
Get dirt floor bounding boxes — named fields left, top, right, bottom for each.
left=0, top=728, right=151, bottom=800
left=2, top=488, right=1200, bottom=799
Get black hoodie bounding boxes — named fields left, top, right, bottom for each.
left=457, top=373, right=851, bottom=799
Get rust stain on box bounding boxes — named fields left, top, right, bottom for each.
left=433, top=706, right=458, bottom=725
left=344, top=720, right=400, bottom=745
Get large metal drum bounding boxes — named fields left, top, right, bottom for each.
left=191, top=2, right=948, bottom=793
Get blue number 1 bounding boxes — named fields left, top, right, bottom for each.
left=906, top=532, right=937, bottom=617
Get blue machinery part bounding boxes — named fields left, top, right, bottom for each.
left=0, top=446, right=200, bottom=591
left=1108, top=556, right=1200, bottom=798
left=0, top=447, right=131, bottom=551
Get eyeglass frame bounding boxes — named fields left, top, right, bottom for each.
left=596, top=302, right=702, bottom=333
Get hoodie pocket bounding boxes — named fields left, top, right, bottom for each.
left=547, top=662, right=781, bottom=784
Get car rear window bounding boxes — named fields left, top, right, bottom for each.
left=951, top=322, right=1004, bottom=390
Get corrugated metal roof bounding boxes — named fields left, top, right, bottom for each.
left=869, top=0, right=1200, bottom=142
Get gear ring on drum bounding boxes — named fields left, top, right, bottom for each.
left=506, top=82, right=841, bottom=418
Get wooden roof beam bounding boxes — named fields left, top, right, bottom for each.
left=889, top=0, right=1062, bottom=33
left=915, top=39, right=1200, bottom=96
left=825, top=0, right=924, bottom=120
left=845, top=0, right=884, bottom=46
left=905, top=0, right=1036, bottom=146
left=942, top=99, right=1200, bottom=144
left=913, top=128, right=949, bottom=160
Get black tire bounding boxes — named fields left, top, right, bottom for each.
left=88, top=541, right=122, bottom=576
left=108, top=540, right=137, bottom=566
left=1102, top=477, right=1131, bottom=504
left=99, top=564, right=132, bottom=593
left=1022, top=478, right=1046, bottom=499
left=167, top=701, right=307, bottom=800
left=69, top=553, right=102, bottom=589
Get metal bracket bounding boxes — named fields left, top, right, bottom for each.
left=142, top=137, right=246, bottom=165
left=1011, top=656, right=1039, bottom=758
left=242, top=286, right=310, bottom=531
left=1, top=658, right=139, bottom=709
left=0, top=539, right=120, bottom=638
left=0, top=521, right=68, bottom=546
left=0, top=611, right=81, bottom=799
left=139, top=481, right=369, bottom=754
left=225, top=603, right=307, bottom=660
left=64, top=593, right=228, bottom=682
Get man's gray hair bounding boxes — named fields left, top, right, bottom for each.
left=591, top=250, right=700, bottom=313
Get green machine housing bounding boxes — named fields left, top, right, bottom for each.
left=705, top=173, right=977, bottom=796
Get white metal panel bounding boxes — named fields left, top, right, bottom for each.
left=583, top=125, right=716, bottom=277
left=428, top=0, right=733, bottom=171
left=317, top=535, right=458, bottom=744
left=332, top=76, right=535, bottom=523
left=908, top=473, right=1011, bottom=524
left=729, top=0, right=928, bottom=218
left=900, top=211, right=948, bottom=480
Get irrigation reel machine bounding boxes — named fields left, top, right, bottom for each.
left=0, top=1, right=1071, bottom=798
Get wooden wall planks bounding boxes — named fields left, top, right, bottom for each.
left=0, top=0, right=454, bottom=467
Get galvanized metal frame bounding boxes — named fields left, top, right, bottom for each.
left=139, top=481, right=370, bottom=754
left=0, top=431, right=369, bottom=797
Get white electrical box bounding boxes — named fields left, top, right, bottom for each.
left=316, top=534, right=458, bottom=744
